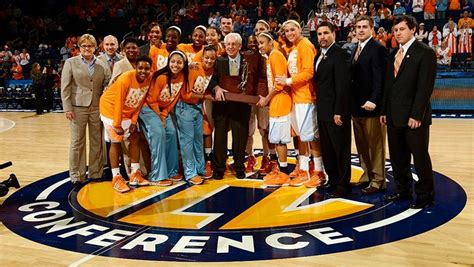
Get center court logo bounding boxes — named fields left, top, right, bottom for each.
left=0, top=155, right=467, bottom=262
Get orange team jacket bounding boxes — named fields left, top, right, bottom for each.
left=145, top=72, right=186, bottom=118
left=177, top=43, right=203, bottom=62
left=287, top=37, right=316, bottom=104
left=182, top=63, right=214, bottom=105
left=266, top=49, right=292, bottom=117
left=99, top=70, right=151, bottom=127
left=149, top=45, right=170, bottom=72
left=193, top=43, right=225, bottom=62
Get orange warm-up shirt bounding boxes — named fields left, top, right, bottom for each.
left=177, top=43, right=203, bottom=62
left=145, top=72, right=185, bottom=118
left=193, top=43, right=225, bottom=62
left=266, top=49, right=291, bottom=117
left=99, top=70, right=151, bottom=127
left=287, top=37, right=316, bottom=103
left=182, top=63, right=214, bottom=105
left=149, top=45, right=170, bottom=72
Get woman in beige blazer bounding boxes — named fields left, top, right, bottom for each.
left=61, top=34, right=111, bottom=184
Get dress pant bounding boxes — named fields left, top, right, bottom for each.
left=212, top=102, right=251, bottom=173
left=176, top=101, right=205, bottom=180
left=387, top=125, right=434, bottom=201
left=352, top=116, right=386, bottom=189
left=69, top=105, right=103, bottom=182
left=319, top=119, right=352, bottom=193
left=33, top=83, right=44, bottom=114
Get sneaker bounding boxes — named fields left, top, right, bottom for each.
left=150, top=179, right=173, bottom=186
left=245, top=155, right=256, bottom=173
left=265, top=160, right=279, bottom=174
left=189, top=176, right=204, bottom=185
left=259, top=156, right=270, bottom=174
left=203, top=161, right=213, bottom=179
left=263, top=164, right=280, bottom=181
left=289, top=170, right=310, bottom=187
left=304, top=171, right=326, bottom=188
left=112, top=175, right=131, bottom=193
left=289, top=160, right=300, bottom=178
left=264, top=172, right=290, bottom=187
left=169, top=174, right=184, bottom=182
left=129, top=170, right=150, bottom=186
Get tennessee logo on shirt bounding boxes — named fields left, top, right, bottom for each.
left=159, top=82, right=183, bottom=102
left=193, top=75, right=212, bottom=94
left=287, top=50, right=298, bottom=76
left=124, top=86, right=149, bottom=109
left=156, top=55, right=168, bottom=70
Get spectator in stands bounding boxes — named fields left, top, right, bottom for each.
left=61, top=33, right=111, bottom=185
left=308, top=12, right=318, bottom=43
left=412, top=0, right=424, bottom=23
left=60, top=43, right=70, bottom=63
left=140, top=22, right=163, bottom=57
left=208, top=12, right=218, bottom=27
left=266, top=2, right=277, bottom=18
left=401, top=0, right=413, bottom=14
left=443, top=19, right=459, bottom=53
left=43, top=60, right=57, bottom=112
left=98, top=35, right=123, bottom=72
left=416, top=22, right=429, bottom=43
left=220, top=16, right=233, bottom=37
left=30, top=62, right=44, bottom=115
left=393, top=2, right=407, bottom=16
left=424, top=0, right=437, bottom=21
left=10, top=62, right=23, bottom=80
left=458, top=11, right=473, bottom=29
left=448, top=0, right=461, bottom=20
left=436, top=40, right=452, bottom=65
left=379, top=4, right=393, bottom=31
left=458, top=22, right=472, bottom=54
left=0, top=45, right=13, bottom=68
left=0, top=65, right=6, bottom=88
left=375, top=27, right=391, bottom=47
left=428, top=25, right=442, bottom=48
left=461, top=0, right=473, bottom=14
left=437, top=0, right=448, bottom=20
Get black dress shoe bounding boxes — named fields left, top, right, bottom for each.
left=213, top=171, right=224, bottom=180
left=0, top=183, right=9, bottom=197
left=1, top=174, right=20, bottom=189
left=410, top=198, right=434, bottom=209
left=236, top=171, right=246, bottom=179
left=383, top=193, right=412, bottom=201
left=361, top=186, right=385, bottom=195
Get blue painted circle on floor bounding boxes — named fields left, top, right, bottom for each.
left=0, top=156, right=467, bottom=262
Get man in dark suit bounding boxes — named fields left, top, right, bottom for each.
left=314, top=22, right=352, bottom=198
left=207, top=33, right=259, bottom=179
left=381, top=15, right=437, bottom=209
left=351, top=15, right=388, bottom=194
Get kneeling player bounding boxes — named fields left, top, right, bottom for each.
left=100, top=56, right=152, bottom=192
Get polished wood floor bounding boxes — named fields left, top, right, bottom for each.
left=0, top=112, right=472, bottom=266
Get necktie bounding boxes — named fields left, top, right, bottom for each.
left=393, top=47, right=404, bottom=77
left=353, top=44, right=362, bottom=62
left=230, top=60, right=238, bottom=76
left=315, top=52, right=325, bottom=71
left=111, top=58, right=116, bottom=71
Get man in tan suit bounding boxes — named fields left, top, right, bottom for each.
left=61, top=34, right=111, bottom=184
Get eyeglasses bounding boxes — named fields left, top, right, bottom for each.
left=80, top=45, right=95, bottom=49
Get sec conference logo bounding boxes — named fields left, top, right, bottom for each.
left=0, top=156, right=467, bottom=262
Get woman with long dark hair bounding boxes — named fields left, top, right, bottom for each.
left=31, top=62, right=44, bottom=115
left=139, top=50, right=189, bottom=186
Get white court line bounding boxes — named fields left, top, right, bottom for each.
left=353, top=208, right=421, bottom=232
left=36, top=178, right=71, bottom=201
left=0, top=118, right=15, bottom=133
left=69, top=254, right=95, bottom=267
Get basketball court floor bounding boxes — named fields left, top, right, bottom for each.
left=0, top=112, right=472, bottom=266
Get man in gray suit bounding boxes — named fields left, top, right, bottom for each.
left=97, top=35, right=123, bottom=72
left=61, top=33, right=111, bottom=184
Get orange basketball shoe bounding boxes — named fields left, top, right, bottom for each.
left=129, top=170, right=150, bottom=186
left=150, top=179, right=173, bottom=186
left=304, top=171, right=327, bottom=188
left=289, top=170, right=310, bottom=187
left=264, top=171, right=290, bottom=187
left=112, top=175, right=131, bottom=193
left=170, top=173, right=184, bottom=182
left=289, top=160, right=300, bottom=179
left=259, top=156, right=270, bottom=174
left=203, top=160, right=213, bottom=179
left=245, top=155, right=257, bottom=173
